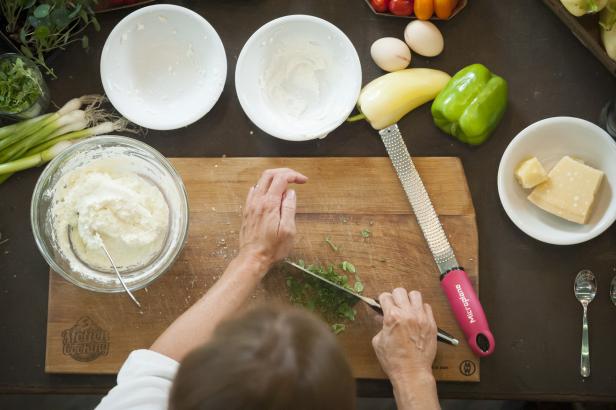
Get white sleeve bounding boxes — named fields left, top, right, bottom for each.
left=96, top=349, right=180, bottom=410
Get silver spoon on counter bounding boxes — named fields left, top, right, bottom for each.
left=68, top=225, right=142, bottom=309
left=574, top=270, right=597, bottom=378
left=610, top=276, right=616, bottom=307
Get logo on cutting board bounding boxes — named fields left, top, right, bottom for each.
left=62, top=316, right=109, bottom=362
left=459, top=360, right=476, bottom=376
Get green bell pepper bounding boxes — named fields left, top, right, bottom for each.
left=431, top=64, right=508, bottom=145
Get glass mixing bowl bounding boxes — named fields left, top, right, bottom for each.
left=31, top=135, right=189, bottom=292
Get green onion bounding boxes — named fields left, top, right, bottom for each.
left=0, top=141, right=74, bottom=175
left=0, top=95, right=133, bottom=184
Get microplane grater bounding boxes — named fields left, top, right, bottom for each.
left=378, top=123, right=495, bottom=357
left=379, top=124, right=458, bottom=274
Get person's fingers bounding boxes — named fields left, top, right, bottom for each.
left=268, top=170, right=308, bottom=197
left=392, top=287, right=411, bottom=309
left=378, top=292, right=396, bottom=315
left=409, top=290, right=423, bottom=310
left=255, top=169, right=276, bottom=194
left=424, top=303, right=438, bottom=333
left=243, top=185, right=256, bottom=216
left=279, top=189, right=297, bottom=235
left=371, top=332, right=381, bottom=349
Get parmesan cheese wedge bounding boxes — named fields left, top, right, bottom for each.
left=528, top=156, right=604, bottom=224
left=515, top=157, right=548, bottom=189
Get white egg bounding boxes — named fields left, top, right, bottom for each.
left=370, top=37, right=412, bottom=72
left=404, top=21, right=444, bottom=57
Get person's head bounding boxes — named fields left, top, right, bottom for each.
left=169, top=305, right=356, bottom=410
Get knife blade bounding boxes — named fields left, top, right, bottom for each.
left=286, top=261, right=459, bottom=346
left=378, top=124, right=494, bottom=357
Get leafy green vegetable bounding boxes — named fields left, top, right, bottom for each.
left=286, top=261, right=364, bottom=334
left=324, top=236, right=339, bottom=252
left=0, top=0, right=100, bottom=78
left=0, top=57, right=43, bottom=114
left=360, top=228, right=371, bottom=238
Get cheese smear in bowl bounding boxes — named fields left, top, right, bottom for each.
left=235, top=15, right=362, bottom=141
left=52, top=162, right=170, bottom=273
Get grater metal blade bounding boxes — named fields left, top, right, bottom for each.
left=379, top=124, right=459, bottom=275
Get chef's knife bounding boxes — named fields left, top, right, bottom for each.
left=286, top=261, right=459, bottom=346
left=378, top=124, right=495, bottom=357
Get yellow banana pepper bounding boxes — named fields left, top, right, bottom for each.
left=350, top=68, right=451, bottom=130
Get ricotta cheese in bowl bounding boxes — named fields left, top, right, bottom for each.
left=31, top=136, right=189, bottom=292
left=236, top=15, right=362, bottom=141
left=52, top=160, right=170, bottom=274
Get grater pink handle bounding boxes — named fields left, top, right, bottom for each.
left=440, top=269, right=495, bottom=357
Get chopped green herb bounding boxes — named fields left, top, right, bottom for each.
left=360, top=229, right=371, bottom=238
left=0, top=57, right=43, bottom=114
left=324, top=236, right=339, bottom=252
left=354, top=277, right=364, bottom=293
left=331, top=323, right=346, bottom=334
left=341, top=261, right=356, bottom=273
left=286, top=261, right=364, bottom=334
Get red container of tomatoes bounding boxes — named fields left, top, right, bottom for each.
left=365, top=0, right=468, bottom=20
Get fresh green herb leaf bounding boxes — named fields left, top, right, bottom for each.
left=2, top=0, right=101, bottom=78
left=50, top=7, right=71, bottom=29
left=286, top=261, right=364, bottom=335
left=331, top=323, right=346, bottom=334
left=34, top=25, right=49, bottom=40
left=341, top=261, right=356, bottom=273
left=0, top=56, right=43, bottom=114
left=338, top=304, right=356, bottom=321
left=360, top=228, right=371, bottom=238
left=33, top=3, right=50, bottom=18
left=354, top=277, right=364, bottom=293
left=324, top=236, right=339, bottom=252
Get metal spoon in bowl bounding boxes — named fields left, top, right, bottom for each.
left=574, top=270, right=597, bottom=378
left=68, top=225, right=141, bottom=309
left=99, top=239, right=142, bottom=309
left=610, top=276, right=616, bottom=307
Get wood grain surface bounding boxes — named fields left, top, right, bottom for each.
left=46, top=157, right=479, bottom=382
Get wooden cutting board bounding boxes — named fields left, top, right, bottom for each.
left=46, top=157, right=480, bottom=382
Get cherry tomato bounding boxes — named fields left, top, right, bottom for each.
left=370, top=0, right=390, bottom=13
left=388, top=0, right=414, bottom=16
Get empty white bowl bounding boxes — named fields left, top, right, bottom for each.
left=101, top=5, right=227, bottom=130
left=497, top=117, right=616, bottom=245
left=235, top=15, right=362, bottom=141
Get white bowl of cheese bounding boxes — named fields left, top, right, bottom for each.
left=101, top=5, right=227, bottom=130
left=498, top=117, right=616, bottom=245
left=235, top=15, right=362, bottom=141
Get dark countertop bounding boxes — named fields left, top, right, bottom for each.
left=1, top=0, right=615, bottom=401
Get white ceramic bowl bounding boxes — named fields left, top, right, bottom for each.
left=235, top=15, right=361, bottom=141
left=498, top=117, right=616, bottom=245
left=101, top=5, right=226, bottom=130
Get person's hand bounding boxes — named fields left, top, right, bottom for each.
left=372, top=288, right=438, bottom=384
left=238, top=168, right=308, bottom=273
